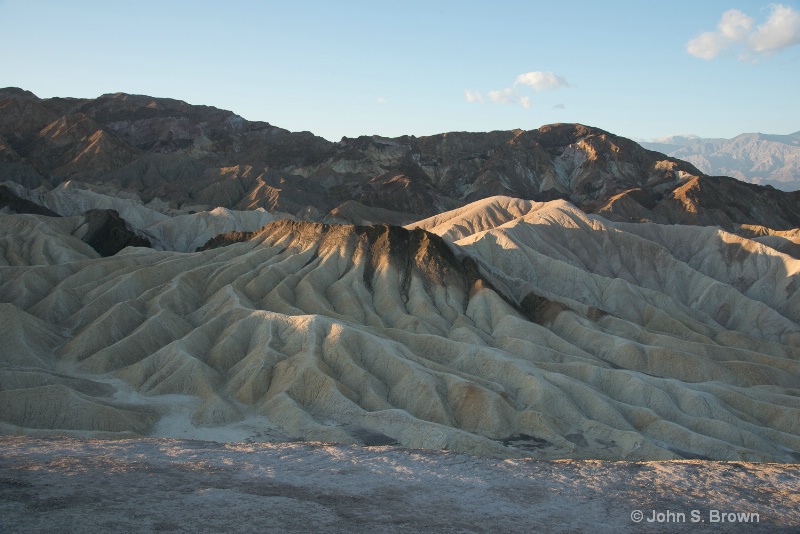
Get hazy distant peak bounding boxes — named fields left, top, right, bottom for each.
left=649, top=134, right=701, bottom=145
left=641, top=131, right=800, bottom=191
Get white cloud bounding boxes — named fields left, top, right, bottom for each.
left=486, top=87, right=532, bottom=108
left=465, top=70, right=568, bottom=109
left=514, top=71, right=570, bottom=92
left=719, top=9, right=754, bottom=40
left=488, top=87, right=515, bottom=104
left=687, top=31, right=729, bottom=59
left=376, top=97, right=387, bottom=105
left=687, top=4, right=800, bottom=60
left=464, top=90, right=484, bottom=103
left=552, top=103, right=566, bottom=110
left=750, top=4, right=800, bottom=54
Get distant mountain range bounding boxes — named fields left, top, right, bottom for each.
left=641, top=132, right=800, bottom=192
left=2, top=87, right=800, bottom=232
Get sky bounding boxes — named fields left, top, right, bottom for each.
left=1, top=0, right=799, bottom=142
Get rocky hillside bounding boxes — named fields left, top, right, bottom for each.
left=3, top=87, right=800, bottom=231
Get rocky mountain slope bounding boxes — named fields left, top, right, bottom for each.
left=642, top=132, right=800, bottom=192
left=3, top=87, right=800, bottom=231
left=2, top=197, right=799, bottom=461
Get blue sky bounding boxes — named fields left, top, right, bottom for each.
left=1, top=0, right=799, bottom=141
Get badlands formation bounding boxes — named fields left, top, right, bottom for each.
left=2, top=192, right=800, bottom=462
left=1, top=88, right=800, bottom=464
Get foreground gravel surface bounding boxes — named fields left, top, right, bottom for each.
left=1, top=436, right=798, bottom=533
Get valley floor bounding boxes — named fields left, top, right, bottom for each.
left=0, top=437, right=797, bottom=533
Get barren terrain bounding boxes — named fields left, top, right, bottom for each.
left=3, top=88, right=800, bottom=533
left=3, top=196, right=800, bottom=462
left=1, top=436, right=798, bottom=533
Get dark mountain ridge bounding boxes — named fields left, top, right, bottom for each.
left=2, top=87, right=799, bottom=230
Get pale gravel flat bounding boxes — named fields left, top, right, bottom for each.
left=1, top=437, right=797, bottom=533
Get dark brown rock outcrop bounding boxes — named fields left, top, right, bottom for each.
left=79, top=209, right=151, bottom=257
left=2, top=88, right=799, bottom=231
left=0, top=184, right=59, bottom=216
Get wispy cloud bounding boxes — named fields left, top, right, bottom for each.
left=552, top=103, right=566, bottom=110
left=465, top=71, right=568, bottom=108
left=376, top=97, right=387, bottom=105
left=687, top=31, right=730, bottom=60
left=687, top=4, right=800, bottom=60
left=488, top=87, right=516, bottom=104
left=719, top=9, right=754, bottom=40
left=464, top=89, right=483, bottom=103
left=515, top=71, right=570, bottom=92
